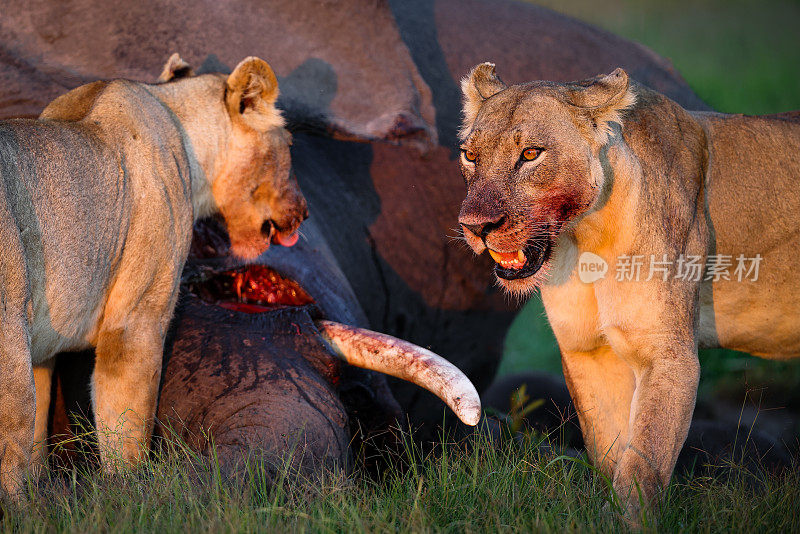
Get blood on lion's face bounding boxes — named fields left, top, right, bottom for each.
left=456, top=64, right=635, bottom=296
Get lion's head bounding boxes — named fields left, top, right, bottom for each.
left=457, top=64, right=636, bottom=295
left=160, top=54, right=308, bottom=260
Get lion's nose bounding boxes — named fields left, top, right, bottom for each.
left=459, top=213, right=507, bottom=239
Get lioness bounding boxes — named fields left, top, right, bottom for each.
left=0, top=54, right=307, bottom=498
left=457, top=64, right=800, bottom=516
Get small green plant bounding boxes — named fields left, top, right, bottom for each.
left=507, top=384, right=546, bottom=435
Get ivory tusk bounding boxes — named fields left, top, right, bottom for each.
left=315, top=320, right=481, bottom=426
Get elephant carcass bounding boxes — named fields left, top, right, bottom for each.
left=154, top=217, right=479, bottom=472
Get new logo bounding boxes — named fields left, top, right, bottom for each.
left=577, top=252, right=608, bottom=283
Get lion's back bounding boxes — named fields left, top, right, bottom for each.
left=693, top=111, right=800, bottom=357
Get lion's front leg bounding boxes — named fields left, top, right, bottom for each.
left=92, top=322, right=164, bottom=469
left=586, top=260, right=704, bottom=518
left=607, top=339, right=700, bottom=517
left=561, top=345, right=636, bottom=476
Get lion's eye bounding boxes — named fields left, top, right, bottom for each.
left=521, top=147, right=541, bottom=161
left=463, top=149, right=477, bottom=163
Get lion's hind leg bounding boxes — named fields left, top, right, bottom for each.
left=0, top=191, right=36, bottom=501
left=0, top=308, right=35, bottom=502
left=0, top=269, right=34, bottom=502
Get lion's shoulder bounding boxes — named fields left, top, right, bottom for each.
left=40, top=79, right=174, bottom=134
left=39, top=80, right=111, bottom=122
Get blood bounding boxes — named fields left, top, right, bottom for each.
left=189, top=264, right=314, bottom=313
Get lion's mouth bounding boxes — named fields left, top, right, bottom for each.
left=261, top=219, right=299, bottom=248
left=487, top=237, right=552, bottom=280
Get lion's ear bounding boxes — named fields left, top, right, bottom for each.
left=158, top=53, right=195, bottom=83
left=563, top=68, right=636, bottom=143
left=460, top=62, right=507, bottom=139
left=225, top=56, right=284, bottom=131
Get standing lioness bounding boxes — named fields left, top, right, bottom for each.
left=0, top=54, right=307, bottom=498
left=457, top=64, right=800, bottom=516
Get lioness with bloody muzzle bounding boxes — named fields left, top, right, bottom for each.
left=0, top=54, right=307, bottom=498
left=457, top=63, right=800, bottom=518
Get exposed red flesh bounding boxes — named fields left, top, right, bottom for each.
left=189, top=264, right=314, bottom=312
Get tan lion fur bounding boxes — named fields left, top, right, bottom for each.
left=0, top=54, right=307, bottom=499
left=456, top=65, right=800, bottom=518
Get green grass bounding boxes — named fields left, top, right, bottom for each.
left=4, top=429, right=800, bottom=532
left=530, top=0, right=800, bottom=114
left=502, top=0, right=800, bottom=391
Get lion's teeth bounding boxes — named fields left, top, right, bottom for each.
left=488, top=249, right=526, bottom=269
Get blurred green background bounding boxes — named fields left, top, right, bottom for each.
left=501, top=0, right=800, bottom=398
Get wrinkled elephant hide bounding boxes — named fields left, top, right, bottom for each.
left=0, top=0, right=437, bottom=147
left=156, top=298, right=350, bottom=473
